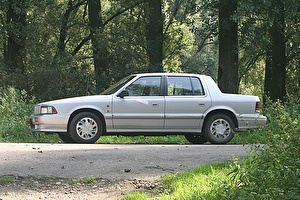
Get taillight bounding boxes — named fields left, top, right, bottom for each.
left=255, top=102, right=261, bottom=113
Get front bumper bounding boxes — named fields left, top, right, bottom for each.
left=29, top=114, right=69, bottom=133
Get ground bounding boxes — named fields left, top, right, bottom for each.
left=0, top=175, right=162, bottom=200
left=0, top=143, right=248, bottom=200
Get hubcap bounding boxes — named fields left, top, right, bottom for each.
left=210, top=118, right=231, bottom=139
left=76, top=117, right=98, bottom=140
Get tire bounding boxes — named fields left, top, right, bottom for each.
left=69, top=112, right=103, bottom=143
left=203, top=114, right=234, bottom=144
left=58, top=133, right=76, bottom=143
left=185, top=134, right=207, bottom=144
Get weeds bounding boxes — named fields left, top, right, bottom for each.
left=222, top=101, right=300, bottom=199
left=0, top=87, right=60, bottom=142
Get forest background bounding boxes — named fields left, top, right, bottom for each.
left=1, top=0, right=299, bottom=103
left=0, top=1, right=300, bottom=198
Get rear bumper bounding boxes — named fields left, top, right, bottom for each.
left=236, top=114, right=267, bottom=131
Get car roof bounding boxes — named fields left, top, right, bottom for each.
left=133, top=72, right=207, bottom=77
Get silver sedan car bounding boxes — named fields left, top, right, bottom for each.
left=29, top=73, right=267, bottom=144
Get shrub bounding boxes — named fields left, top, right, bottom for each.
left=0, top=87, right=59, bottom=142
left=222, top=101, right=300, bottom=199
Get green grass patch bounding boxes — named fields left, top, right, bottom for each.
left=0, top=175, right=15, bottom=184
left=121, top=161, right=239, bottom=200
left=122, top=192, right=148, bottom=200
left=230, top=129, right=268, bottom=144
left=97, top=135, right=188, bottom=144
left=69, top=176, right=96, bottom=184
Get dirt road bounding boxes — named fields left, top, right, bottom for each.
left=0, top=143, right=250, bottom=199
left=0, top=143, right=249, bottom=180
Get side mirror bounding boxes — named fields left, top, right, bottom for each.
left=117, top=90, right=129, bottom=98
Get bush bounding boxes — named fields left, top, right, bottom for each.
left=0, top=87, right=59, bottom=142
left=221, top=101, right=300, bottom=199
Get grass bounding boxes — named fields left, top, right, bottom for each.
left=97, top=129, right=268, bottom=145
left=0, top=175, right=15, bottom=184
left=97, top=135, right=188, bottom=144
left=121, top=161, right=239, bottom=200
left=69, top=176, right=96, bottom=184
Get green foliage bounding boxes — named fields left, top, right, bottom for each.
left=1, top=0, right=299, bottom=101
left=0, top=87, right=60, bottom=142
left=218, top=101, right=300, bottom=199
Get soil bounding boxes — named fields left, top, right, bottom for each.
left=0, top=175, right=162, bottom=200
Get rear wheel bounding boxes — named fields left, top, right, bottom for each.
left=203, top=114, right=234, bottom=144
left=185, top=134, right=207, bottom=144
left=69, top=112, right=103, bottom=143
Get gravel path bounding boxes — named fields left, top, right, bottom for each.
left=0, top=143, right=250, bottom=199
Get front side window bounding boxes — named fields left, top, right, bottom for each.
left=167, top=76, right=205, bottom=96
left=125, top=76, right=161, bottom=96
left=101, top=75, right=136, bottom=95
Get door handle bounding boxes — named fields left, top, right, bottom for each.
left=152, top=103, right=159, bottom=107
left=198, top=102, right=205, bottom=106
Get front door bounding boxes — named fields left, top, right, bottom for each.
left=112, top=76, right=164, bottom=130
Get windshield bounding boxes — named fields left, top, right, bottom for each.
left=101, top=75, right=136, bottom=95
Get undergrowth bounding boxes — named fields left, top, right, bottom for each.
left=0, top=87, right=60, bottom=142
left=221, top=101, right=300, bottom=199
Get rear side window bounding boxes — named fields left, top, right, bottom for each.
left=167, top=76, right=205, bottom=96
left=191, top=77, right=205, bottom=95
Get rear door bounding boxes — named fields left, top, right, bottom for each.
left=164, top=76, right=211, bottom=130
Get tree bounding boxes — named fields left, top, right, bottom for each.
left=87, top=0, right=144, bottom=92
left=145, top=0, right=163, bottom=72
left=264, top=0, right=286, bottom=102
left=87, top=0, right=109, bottom=92
left=218, top=0, right=239, bottom=93
left=3, top=0, right=28, bottom=89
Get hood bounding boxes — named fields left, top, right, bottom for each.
left=39, top=95, right=111, bottom=105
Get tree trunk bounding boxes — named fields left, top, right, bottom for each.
left=264, top=0, right=286, bottom=103
left=88, top=0, right=109, bottom=92
left=145, top=0, right=163, bottom=72
left=218, top=0, right=239, bottom=94
left=4, top=0, right=27, bottom=89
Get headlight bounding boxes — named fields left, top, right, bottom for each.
left=40, top=106, right=57, bottom=114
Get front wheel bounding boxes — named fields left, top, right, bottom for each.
left=69, top=112, right=103, bottom=143
left=203, top=114, right=234, bottom=144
